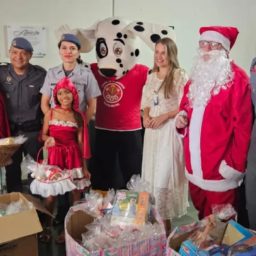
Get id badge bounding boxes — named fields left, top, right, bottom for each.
left=153, top=93, right=159, bottom=106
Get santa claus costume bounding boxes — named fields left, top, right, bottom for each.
left=178, top=26, right=253, bottom=219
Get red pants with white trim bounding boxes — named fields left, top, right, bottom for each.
left=189, top=182, right=237, bottom=220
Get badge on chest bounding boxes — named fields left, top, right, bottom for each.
left=153, top=91, right=159, bottom=106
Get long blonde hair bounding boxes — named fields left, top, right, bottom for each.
left=153, top=37, right=180, bottom=98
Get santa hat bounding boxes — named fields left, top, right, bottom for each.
left=199, top=26, right=239, bottom=51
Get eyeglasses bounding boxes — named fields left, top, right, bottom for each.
left=199, top=40, right=222, bottom=50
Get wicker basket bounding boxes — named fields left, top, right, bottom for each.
left=0, top=144, right=21, bottom=167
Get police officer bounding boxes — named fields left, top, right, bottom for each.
left=0, top=37, right=46, bottom=192
left=40, top=33, right=100, bottom=117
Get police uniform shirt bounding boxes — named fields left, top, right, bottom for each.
left=0, top=63, right=46, bottom=124
left=40, top=63, right=101, bottom=112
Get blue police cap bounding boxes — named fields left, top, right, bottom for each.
left=59, top=33, right=81, bottom=49
left=11, top=37, right=33, bottom=52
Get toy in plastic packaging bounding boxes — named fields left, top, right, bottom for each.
left=110, top=190, right=150, bottom=227
left=187, top=215, right=228, bottom=250
left=212, top=203, right=237, bottom=221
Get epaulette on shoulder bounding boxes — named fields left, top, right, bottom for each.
left=0, top=62, right=9, bottom=66
left=0, top=62, right=9, bottom=70
left=82, top=62, right=91, bottom=70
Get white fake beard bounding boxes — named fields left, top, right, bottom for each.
left=188, top=49, right=233, bottom=107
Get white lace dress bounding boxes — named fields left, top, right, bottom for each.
left=141, top=69, right=189, bottom=220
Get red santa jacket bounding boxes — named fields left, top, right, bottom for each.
left=179, top=62, right=253, bottom=192
left=91, top=63, right=148, bottom=131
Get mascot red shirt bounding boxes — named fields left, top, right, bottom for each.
left=91, top=63, right=148, bottom=130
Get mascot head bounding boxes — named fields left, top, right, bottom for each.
left=57, top=17, right=175, bottom=79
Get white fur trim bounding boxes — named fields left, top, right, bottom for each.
left=200, top=31, right=230, bottom=51
left=219, top=160, right=244, bottom=182
left=186, top=169, right=241, bottom=192
left=189, top=106, right=205, bottom=178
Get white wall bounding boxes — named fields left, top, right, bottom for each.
left=0, top=0, right=113, bottom=68
left=0, top=0, right=255, bottom=73
left=115, top=0, right=256, bottom=73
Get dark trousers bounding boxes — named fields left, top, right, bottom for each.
left=245, top=120, right=256, bottom=230
left=246, top=171, right=256, bottom=230
left=54, top=192, right=70, bottom=224
left=5, top=130, right=42, bottom=192
left=92, top=129, right=143, bottom=190
left=237, top=180, right=249, bottom=228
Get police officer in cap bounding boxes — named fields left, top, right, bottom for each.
left=0, top=37, right=46, bottom=192
left=41, top=33, right=100, bottom=119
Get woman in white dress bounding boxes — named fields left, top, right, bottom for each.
left=141, top=37, right=189, bottom=234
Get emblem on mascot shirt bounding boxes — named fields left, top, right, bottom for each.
left=102, top=81, right=124, bottom=107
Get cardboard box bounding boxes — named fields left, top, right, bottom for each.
left=167, top=220, right=255, bottom=256
left=228, top=235, right=256, bottom=255
left=166, top=227, right=197, bottom=256
left=222, top=220, right=253, bottom=245
left=178, top=220, right=254, bottom=256
left=179, top=240, right=229, bottom=255
left=65, top=203, right=166, bottom=256
left=65, top=206, right=94, bottom=256
left=0, top=192, right=43, bottom=256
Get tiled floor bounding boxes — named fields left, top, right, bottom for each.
left=172, top=200, right=198, bottom=228
left=38, top=225, right=66, bottom=256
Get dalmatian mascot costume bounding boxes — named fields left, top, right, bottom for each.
left=58, top=17, right=175, bottom=189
